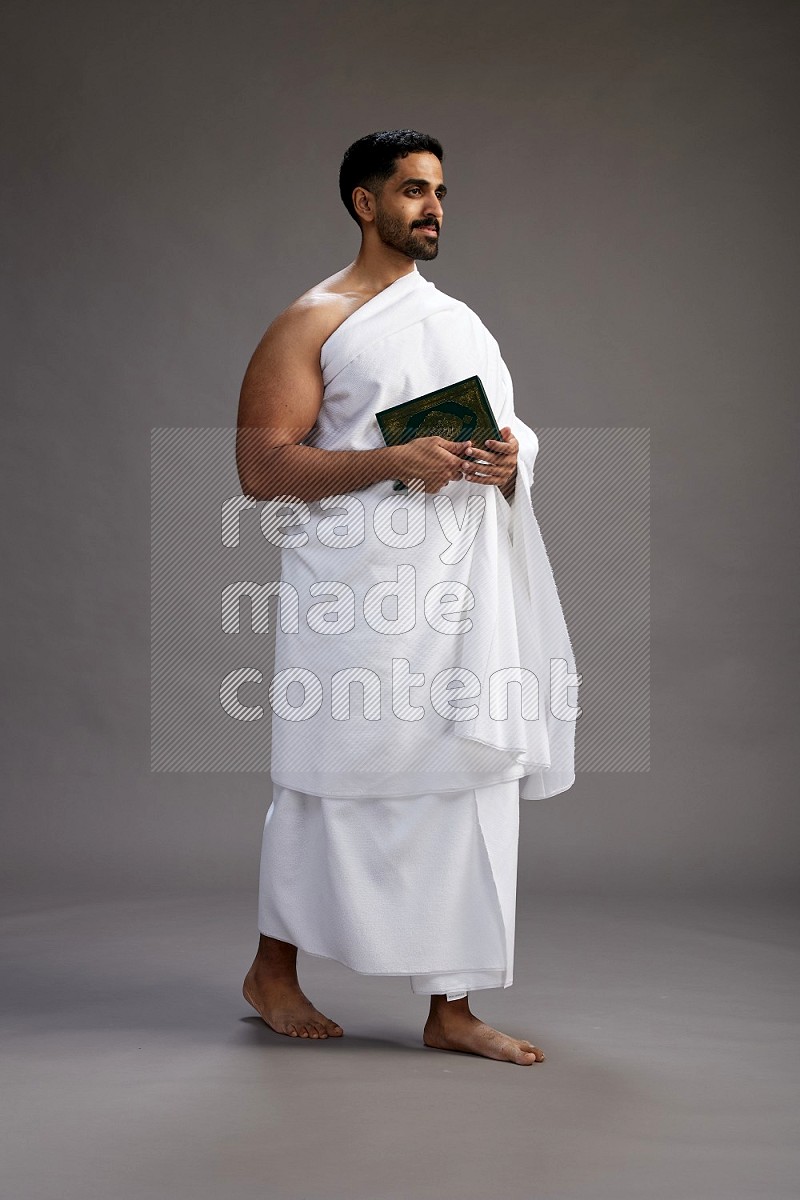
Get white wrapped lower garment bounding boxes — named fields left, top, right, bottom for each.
left=258, top=778, right=520, bottom=1000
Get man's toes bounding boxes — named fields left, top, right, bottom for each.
left=512, top=1046, right=538, bottom=1065
left=314, top=1015, right=342, bottom=1036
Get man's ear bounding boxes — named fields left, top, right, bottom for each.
left=352, top=186, right=376, bottom=224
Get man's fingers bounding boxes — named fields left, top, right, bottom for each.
left=440, top=438, right=472, bottom=451
left=467, top=466, right=508, bottom=481
left=481, top=436, right=517, bottom=455
left=463, top=456, right=512, bottom=479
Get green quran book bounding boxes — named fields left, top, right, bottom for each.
left=375, top=375, right=503, bottom=491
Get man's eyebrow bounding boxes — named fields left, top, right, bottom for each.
left=396, top=177, right=448, bottom=194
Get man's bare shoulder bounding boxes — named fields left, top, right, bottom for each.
left=263, top=269, right=371, bottom=355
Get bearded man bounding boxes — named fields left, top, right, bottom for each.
left=236, top=130, right=579, bottom=1065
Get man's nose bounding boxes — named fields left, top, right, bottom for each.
left=425, top=193, right=444, bottom=220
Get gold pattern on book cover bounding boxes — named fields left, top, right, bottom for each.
left=375, top=376, right=502, bottom=448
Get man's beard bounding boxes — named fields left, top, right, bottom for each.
left=374, top=208, right=439, bottom=260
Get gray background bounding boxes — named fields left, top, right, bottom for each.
left=4, top=0, right=797, bottom=902
left=2, top=3, right=798, bottom=1198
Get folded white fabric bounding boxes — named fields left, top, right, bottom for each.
left=258, top=779, right=520, bottom=993
left=267, top=266, right=580, bottom=802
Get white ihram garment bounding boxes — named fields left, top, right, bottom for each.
left=257, top=266, right=579, bottom=998
left=258, top=779, right=520, bottom=1001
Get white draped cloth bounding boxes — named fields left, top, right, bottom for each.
left=258, top=266, right=580, bottom=998
left=259, top=779, right=520, bottom=1001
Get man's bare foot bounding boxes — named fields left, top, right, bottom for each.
left=423, top=996, right=544, bottom=1065
left=243, top=935, right=343, bottom=1039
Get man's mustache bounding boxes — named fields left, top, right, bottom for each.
left=412, top=220, right=440, bottom=231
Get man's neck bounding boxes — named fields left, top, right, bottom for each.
left=341, top=242, right=419, bottom=296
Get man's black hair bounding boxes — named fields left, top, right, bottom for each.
left=339, top=130, right=444, bottom=225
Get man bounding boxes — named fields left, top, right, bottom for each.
left=236, top=130, right=579, bottom=1066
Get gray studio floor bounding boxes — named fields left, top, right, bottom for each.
left=2, top=890, right=798, bottom=1200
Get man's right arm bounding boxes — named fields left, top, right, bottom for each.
left=236, top=301, right=402, bottom=504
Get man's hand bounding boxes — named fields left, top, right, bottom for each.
left=393, top=436, right=473, bottom=494
left=462, top=426, right=518, bottom=499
